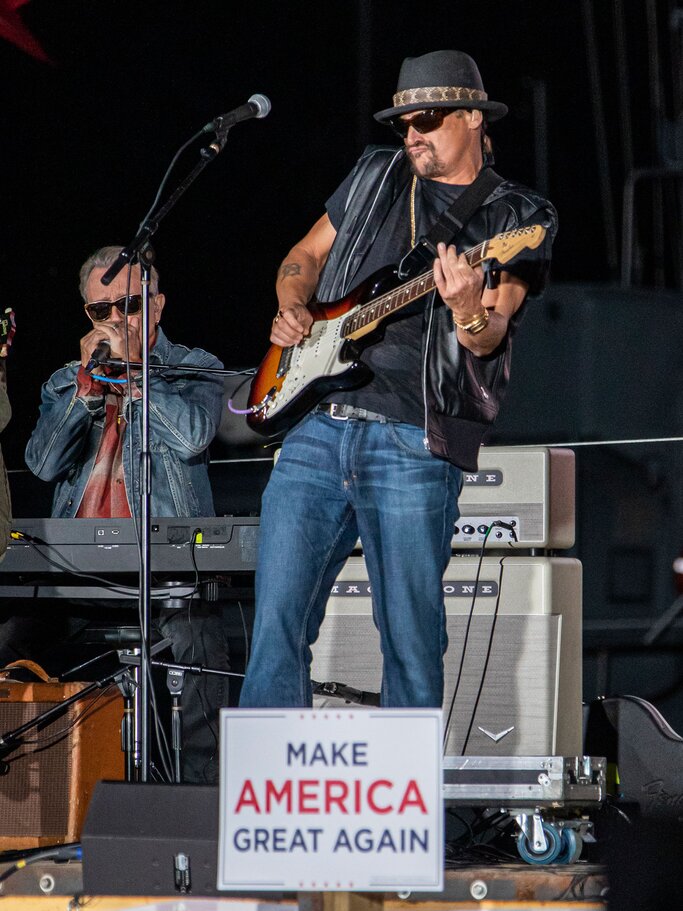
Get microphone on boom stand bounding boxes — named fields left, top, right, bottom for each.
left=202, top=93, right=271, bottom=154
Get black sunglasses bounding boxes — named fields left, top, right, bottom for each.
left=388, top=108, right=455, bottom=139
left=84, top=294, right=146, bottom=322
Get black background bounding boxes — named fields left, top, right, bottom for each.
left=0, top=0, right=662, bottom=466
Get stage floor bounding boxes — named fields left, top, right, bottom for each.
left=0, top=860, right=608, bottom=909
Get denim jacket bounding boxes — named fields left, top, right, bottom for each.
left=25, top=328, right=224, bottom=517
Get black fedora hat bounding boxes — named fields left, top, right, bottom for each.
left=374, top=50, right=508, bottom=123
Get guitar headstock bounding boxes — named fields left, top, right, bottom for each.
left=484, top=225, right=547, bottom=265
left=0, top=308, right=16, bottom=358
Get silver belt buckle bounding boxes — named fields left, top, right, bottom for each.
left=328, top=403, right=348, bottom=421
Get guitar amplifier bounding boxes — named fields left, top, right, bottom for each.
left=312, top=555, right=583, bottom=758
left=0, top=673, right=124, bottom=849
left=455, top=446, right=575, bottom=549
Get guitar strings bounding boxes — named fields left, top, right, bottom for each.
left=342, top=239, right=489, bottom=337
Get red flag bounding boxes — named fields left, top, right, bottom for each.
left=0, top=0, right=50, bottom=62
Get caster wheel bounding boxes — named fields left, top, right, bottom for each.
left=556, top=828, right=583, bottom=864
left=516, top=822, right=562, bottom=864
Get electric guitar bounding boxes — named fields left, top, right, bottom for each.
left=247, top=225, right=546, bottom=436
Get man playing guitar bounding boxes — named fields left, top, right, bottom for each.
left=240, top=50, right=557, bottom=710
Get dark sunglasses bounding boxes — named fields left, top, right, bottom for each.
left=388, top=108, right=455, bottom=139
left=84, top=294, right=146, bottom=322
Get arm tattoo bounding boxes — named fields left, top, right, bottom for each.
left=279, top=262, right=302, bottom=280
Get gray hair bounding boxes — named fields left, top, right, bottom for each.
left=79, top=246, right=160, bottom=301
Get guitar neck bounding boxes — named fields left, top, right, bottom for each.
left=341, top=240, right=488, bottom=338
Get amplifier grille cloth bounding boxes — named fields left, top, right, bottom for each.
left=312, top=614, right=561, bottom=756
left=0, top=702, right=74, bottom=836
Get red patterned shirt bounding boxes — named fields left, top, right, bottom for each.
left=75, top=367, right=132, bottom=518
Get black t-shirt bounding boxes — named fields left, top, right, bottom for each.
left=325, top=173, right=466, bottom=427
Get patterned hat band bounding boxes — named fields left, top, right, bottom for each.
left=392, top=86, right=488, bottom=107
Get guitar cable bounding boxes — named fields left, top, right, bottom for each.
left=0, top=844, right=82, bottom=887
left=458, top=553, right=509, bottom=755
left=225, top=368, right=258, bottom=414
left=442, top=528, right=491, bottom=750
left=442, top=520, right=516, bottom=755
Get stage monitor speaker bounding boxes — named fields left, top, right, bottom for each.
left=0, top=677, right=123, bottom=850
left=312, top=555, right=583, bottom=757
left=81, top=782, right=222, bottom=897
left=82, top=782, right=289, bottom=897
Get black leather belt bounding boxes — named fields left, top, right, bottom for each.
left=316, top=403, right=394, bottom=423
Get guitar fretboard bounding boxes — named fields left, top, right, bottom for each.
left=341, top=240, right=489, bottom=337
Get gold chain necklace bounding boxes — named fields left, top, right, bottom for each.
left=409, top=174, right=417, bottom=247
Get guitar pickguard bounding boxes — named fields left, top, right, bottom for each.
left=257, top=308, right=361, bottom=425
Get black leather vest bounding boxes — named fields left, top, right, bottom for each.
left=316, top=146, right=557, bottom=470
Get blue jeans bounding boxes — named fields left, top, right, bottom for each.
left=239, top=412, right=462, bottom=708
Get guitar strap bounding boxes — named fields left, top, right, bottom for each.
left=398, top=166, right=505, bottom=278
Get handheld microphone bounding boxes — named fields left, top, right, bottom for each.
left=202, top=94, right=271, bottom=133
left=85, top=340, right=111, bottom=374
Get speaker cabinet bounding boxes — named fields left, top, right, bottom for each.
left=312, top=556, right=582, bottom=757
left=0, top=679, right=124, bottom=849
left=82, top=782, right=219, bottom=896
left=81, top=782, right=289, bottom=898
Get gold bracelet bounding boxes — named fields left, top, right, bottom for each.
left=453, top=307, right=490, bottom=334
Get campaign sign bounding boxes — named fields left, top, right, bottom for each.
left=217, top=709, right=443, bottom=892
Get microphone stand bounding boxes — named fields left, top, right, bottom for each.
left=97, top=360, right=230, bottom=376
left=118, top=651, right=241, bottom=783
left=96, top=121, right=234, bottom=783
left=139, top=249, right=153, bottom=779
left=0, top=665, right=136, bottom=776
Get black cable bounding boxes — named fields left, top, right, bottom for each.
left=150, top=688, right=173, bottom=782
left=237, top=598, right=250, bottom=671
left=186, top=528, right=202, bottom=603
left=0, top=844, right=82, bottom=885
left=190, top=670, right=220, bottom=783
left=443, top=521, right=517, bottom=754
left=555, top=873, right=595, bottom=902
left=460, top=554, right=509, bottom=755
left=138, top=129, right=206, bottom=229
left=445, top=806, right=517, bottom=858
left=442, top=526, right=492, bottom=749
left=186, top=528, right=217, bottom=782
left=8, top=533, right=189, bottom=599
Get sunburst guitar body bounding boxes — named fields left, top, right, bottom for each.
left=247, top=225, right=546, bottom=436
